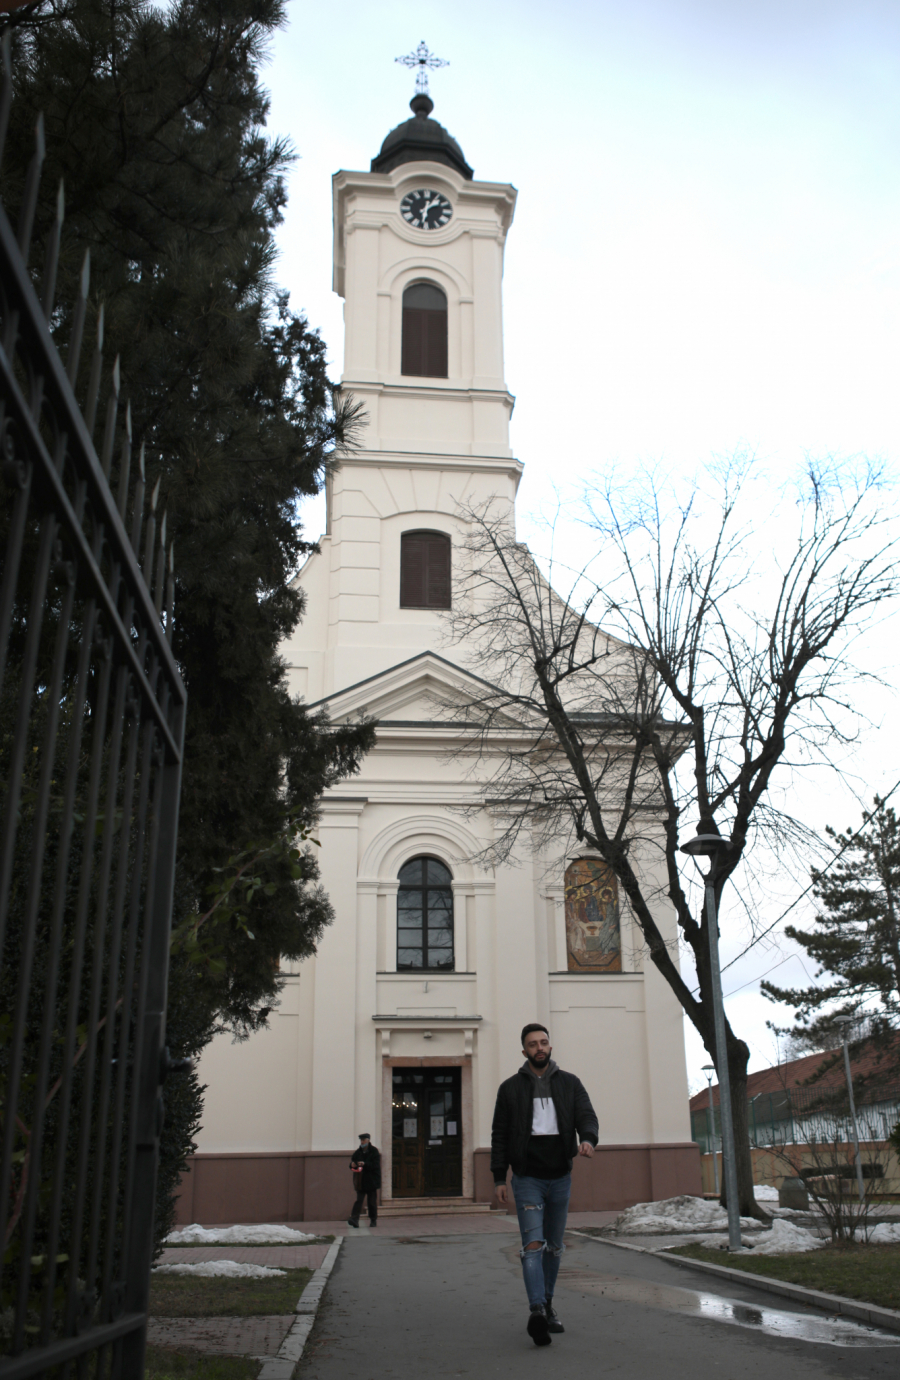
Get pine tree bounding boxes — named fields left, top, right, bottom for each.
left=763, top=797, right=900, bottom=1076
left=2, top=0, right=374, bottom=1239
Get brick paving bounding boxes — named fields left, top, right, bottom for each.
left=147, top=1315, right=295, bottom=1357
left=158, top=1244, right=330, bottom=1268
left=165, top=1210, right=620, bottom=1251
left=169, top=1209, right=619, bottom=1244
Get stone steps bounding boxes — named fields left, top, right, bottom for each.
left=379, top=1197, right=492, bottom=1217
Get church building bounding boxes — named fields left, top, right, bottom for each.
left=175, top=82, right=701, bottom=1225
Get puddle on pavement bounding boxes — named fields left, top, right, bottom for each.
left=545, top=1258, right=900, bottom=1348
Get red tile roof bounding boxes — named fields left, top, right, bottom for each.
left=689, top=1037, right=899, bottom=1110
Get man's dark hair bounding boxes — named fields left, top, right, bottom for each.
left=521, top=1023, right=549, bottom=1047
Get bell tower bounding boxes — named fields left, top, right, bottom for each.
left=286, top=83, right=521, bottom=700
left=332, top=93, right=517, bottom=465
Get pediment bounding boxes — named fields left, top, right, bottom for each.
left=309, top=651, right=526, bottom=730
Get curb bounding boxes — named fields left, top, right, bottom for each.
left=569, top=1230, right=900, bottom=1336
left=257, top=1238, right=343, bottom=1380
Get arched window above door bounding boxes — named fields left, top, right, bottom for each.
left=400, top=530, right=451, bottom=608
left=401, top=281, right=448, bottom=378
left=397, top=856, right=454, bottom=970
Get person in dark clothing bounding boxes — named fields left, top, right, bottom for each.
left=491, top=1023, right=598, bottom=1347
left=347, top=1133, right=381, bottom=1227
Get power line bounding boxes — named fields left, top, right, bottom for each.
left=719, top=776, right=900, bottom=977
left=686, top=777, right=900, bottom=1000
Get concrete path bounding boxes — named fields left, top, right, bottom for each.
left=298, top=1228, right=900, bottom=1379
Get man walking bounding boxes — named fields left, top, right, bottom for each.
left=347, top=1133, right=381, bottom=1228
left=492, top=1024, right=598, bottom=1346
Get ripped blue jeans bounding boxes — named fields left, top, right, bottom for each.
left=510, top=1172, right=571, bottom=1308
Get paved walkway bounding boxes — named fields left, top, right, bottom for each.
left=296, top=1228, right=900, bottom=1379
left=165, top=1210, right=619, bottom=1246
left=150, top=1215, right=618, bottom=1360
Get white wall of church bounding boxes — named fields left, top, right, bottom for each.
left=195, top=764, right=693, bottom=1164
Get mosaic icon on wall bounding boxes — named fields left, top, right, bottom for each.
left=564, top=858, right=621, bottom=971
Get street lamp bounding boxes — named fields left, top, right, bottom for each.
left=701, top=1064, right=720, bottom=1196
left=681, top=825, right=742, bottom=1252
left=833, top=1014, right=866, bottom=1204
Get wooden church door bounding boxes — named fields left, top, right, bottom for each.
left=391, top=1068, right=462, bottom=1197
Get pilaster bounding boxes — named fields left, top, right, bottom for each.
left=310, top=798, right=366, bottom=1149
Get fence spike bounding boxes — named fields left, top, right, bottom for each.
left=40, top=180, right=65, bottom=320
left=165, top=543, right=175, bottom=644
left=84, top=302, right=105, bottom=439
left=0, top=35, right=11, bottom=174
left=17, top=112, right=45, bottom=258
left=66, top=250, right=91, bottom=385
left=116, top=403, right=132, bottom=519
left=100, top=355, right=120, bottom=478
left=130, top=443, right=146, bottom=556
left=154, top=512, right=167, bottom=615
left=142, top=475, right=160, bottom=576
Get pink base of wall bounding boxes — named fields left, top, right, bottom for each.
left=173, top=1143, right=701, bottom=1225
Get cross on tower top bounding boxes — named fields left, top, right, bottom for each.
left=395, top=40, right=449, bottom=97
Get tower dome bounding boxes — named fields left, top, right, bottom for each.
left=371, top=95, right=474, bottom=180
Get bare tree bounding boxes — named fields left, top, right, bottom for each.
left=442, top=460, right=898, bottom=1218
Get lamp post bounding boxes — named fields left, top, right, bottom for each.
left=750, top=1093, right=762, bottom=1150
left=834, top=1014, right=866, bottom=1204
left=681, top=825, right=742, bottom=1252
left=702, top=1063, right=720, bottom=1195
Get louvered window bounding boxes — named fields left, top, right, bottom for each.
left=400, top=530, right=451, bottom=608
left=401, top=282, right=448, bottom=378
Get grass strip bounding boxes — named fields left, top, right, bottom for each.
left=150, top=1267, right=313, bottom=1317
left=145, top=1345, right=258, bottom=1379
left=668, top=1241, right=900, bottom=1313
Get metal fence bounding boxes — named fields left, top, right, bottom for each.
left=692, top=1085, right=900, bottom=1154
left=0, top=42, right=186, bottom=1379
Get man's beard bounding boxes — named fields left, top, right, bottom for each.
left=529, top=1052, right=550, bottom=1068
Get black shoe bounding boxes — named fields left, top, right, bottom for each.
left=544, top=1300, right=564, bottom=1333
left=369, top=1219, right=377, bottom=1227
left=347, top=1219, right=359, bottom=1228
left=527, top=1305, right=551, bottom=1347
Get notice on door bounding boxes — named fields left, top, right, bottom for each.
left=403, top=1118, right=417, bottom=1138
left=447, top=1121, right=457, bottom=1136
left=430, top=1115, right=445, bottom=1137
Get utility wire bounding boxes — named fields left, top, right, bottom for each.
left=686, top=776, right=900, bottom=999
left=719, top=775, right=900, bottom=977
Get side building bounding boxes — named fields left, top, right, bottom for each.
left=178, top=93, right=700, bottom=1224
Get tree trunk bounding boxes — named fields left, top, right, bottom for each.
left=725, top=1041, right=770, bottom=1222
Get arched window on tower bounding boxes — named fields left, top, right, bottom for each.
left=400, top=530, right=451, bottom=608
left=397, top=857, right=454, bottom=970
left=401, top=282, right=448, bottom=378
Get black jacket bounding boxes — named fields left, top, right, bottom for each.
left=350, top=1143, right=381, bottom=1191
left=490, top=1063, right=598, bottom=1183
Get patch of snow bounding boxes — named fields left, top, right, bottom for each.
left=692, top=1218, right=825, bottom=1255
left=753, top=1184, right=779, bottom=1201
left=747, top=1219, right=825, bottom=1254
left=869, top=1222, right=900, bottom=1244
left=165, top=1223, right=317, bottom=1245
left=612, top=1195, right=760, bottom=1236
left=153, top=1260, right=286, bottom=1278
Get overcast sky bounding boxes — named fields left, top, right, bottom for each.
left=263, top=0, right=900, bottom=1089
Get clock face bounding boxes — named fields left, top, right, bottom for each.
left=400, top=189, right=453, bottom=231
